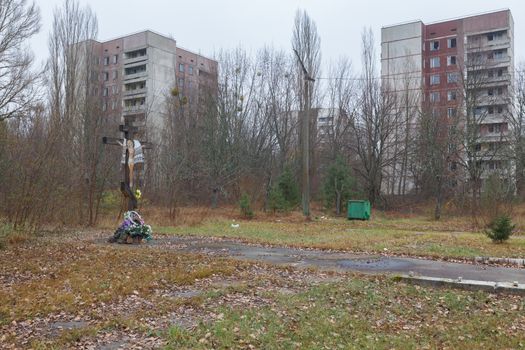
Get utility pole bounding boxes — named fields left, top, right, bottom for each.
left=293, top=49, right=315, bottom=218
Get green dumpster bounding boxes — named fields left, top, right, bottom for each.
left=347, top=200, right=371, bottom=220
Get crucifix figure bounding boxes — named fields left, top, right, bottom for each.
left=102, top=118, right=150, bottom=211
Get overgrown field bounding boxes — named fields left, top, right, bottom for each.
left=1, top=229, right=524, bottom=349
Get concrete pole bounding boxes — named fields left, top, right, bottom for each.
left=302, top=79, right=310, bottom=217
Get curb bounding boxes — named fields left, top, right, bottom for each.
left=397, top=275, right=525, bottom=295
left=474, top=257, right=525, bottom=267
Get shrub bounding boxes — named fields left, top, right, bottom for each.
left=239, top=192, right=254, bottom=219
left=485, top=214, right=515, bottom=243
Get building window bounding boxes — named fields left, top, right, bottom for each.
left=430, top=57, right=440, bottom=68
left=497, top=87, right=503, bottom=95
left=431, top=108, right=439, bottom=118
left=103, top=56, right=109, bottom=65
left=430, top=74, right=440, bottom=85
left=111, top=100, right=116, bottom=110
left=488, top=88, right=494, bottom=96
left=102, top=101, right=107, bottom=111
left=447, top=55, right=456, bottom=66
left=488, top=161, right=499, bottom=170
left=497, top=69, right=503, bottom=77
left=430, top=40, right=439, bottom=51
left=447, top=38, right=457, bottom=48
left=494, top=50, right=505, bottom=60
left=488, top=70, right=494, bottom=78
left=112, top=85, right=118, bottom=95
left=488, top=107, right=494, bottom=115
left=430, top=91, right=440, bottom=102
left=447, top=90, right=457, bottom=101
left=497, top=106, right=504, bottom=114
left=103, top=71, right=109, bottom=81
left=488, top=124, right=501, bottom=133
left=447, top=72, right=459, bottom=83
left=112, top=70, right=118, bottom=80
left=475, top=144, right=481, bottom=152
left=113, top=54, right=118, bottom=64
left=178, top=77, right=184, bottom=88
left=447, top=107, right=457, bottom=118
left=189, top=65, right=193, bottom=75
left=102, top=87, right=108, bottom=97
left=179, top=63, right=184, bottom=72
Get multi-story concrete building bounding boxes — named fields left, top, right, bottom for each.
left=381, top=9, right=514, bottom=193
left=89, top=30, right=217, bottom=138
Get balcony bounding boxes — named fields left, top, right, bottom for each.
left=480, top=115, right=509, bottom=124
left=123, top=54, right=148, bottom=65
left=479, top=133, right=509, bottom=143
left=477, top=95, right=511, bottom=106
left=466, top=39, right=511, bottom=52
left=124, top=71, right=147, bottom=81
left=123, top=87, right=147, bottom=97
left=123, top=104, right=146, bottom=115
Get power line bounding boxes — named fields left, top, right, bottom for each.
left=315, top=68, right=525, bottom=82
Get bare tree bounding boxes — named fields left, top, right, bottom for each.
left=415, top=104, right=456, bottom=219
left=507, top=63, right=525, bottom=197
left=262, top=47, right=298, bottom=171
left=455, top=46, right=511, bottom=210
left=0, top=0, right=41, bottom=121
left=386, top=56, right=420, bottom=197
left=46, top=0, right=113, bottom=225
left=350, top=28, right=398, bottom=206
left=323, top=57, right=356, bottom=162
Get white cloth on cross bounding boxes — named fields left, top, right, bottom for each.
left=121, top=140, right=144, bottom=164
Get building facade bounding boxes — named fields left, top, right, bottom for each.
left=381, top=9, right=514, bottom=193
left=89, top=30, right=218, bottom=139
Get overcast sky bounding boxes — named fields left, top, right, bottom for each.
left=31, top=0, right=525, bottom=73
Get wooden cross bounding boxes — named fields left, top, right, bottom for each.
left=102, top=119, right=151, bottom=211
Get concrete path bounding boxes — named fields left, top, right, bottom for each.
left=152, top=236, right=525, bottom=284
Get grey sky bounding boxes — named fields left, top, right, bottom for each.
left=32, top=0, right=525, bottom=74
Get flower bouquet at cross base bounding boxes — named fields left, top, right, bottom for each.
left=108, top=211, right=153, bottom=244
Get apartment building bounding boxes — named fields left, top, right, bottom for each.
left=90, top=30, right=218, bottom=138
left=381, top=9, right=514, bottom=192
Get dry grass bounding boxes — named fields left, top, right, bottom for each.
left=0, top=240, right=235, bottom=324
left=2, top=229, right=525, bottom=349
left=157, top=212, right=525, bottom=259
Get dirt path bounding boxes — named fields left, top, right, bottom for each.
left=141, top=235, right=525, bottom=284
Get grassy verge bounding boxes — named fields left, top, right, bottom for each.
left=165, top=278, right=525, bottom=349
left=157, top=217, right=525, bottom=259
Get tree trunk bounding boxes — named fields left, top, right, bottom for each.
left=335, top=190, right=341, bottom=215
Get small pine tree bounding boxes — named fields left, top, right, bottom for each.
left=267, top=167, right=300, bottom=213
left=239, top=192, right=254, bottom=219
left=268, top=186, right=288, bottom=212
left=322, top=156, right=357, bottom=215
left=485, top=214, right=515, bottom=243
left=276, top=167, right=300, bottom=208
